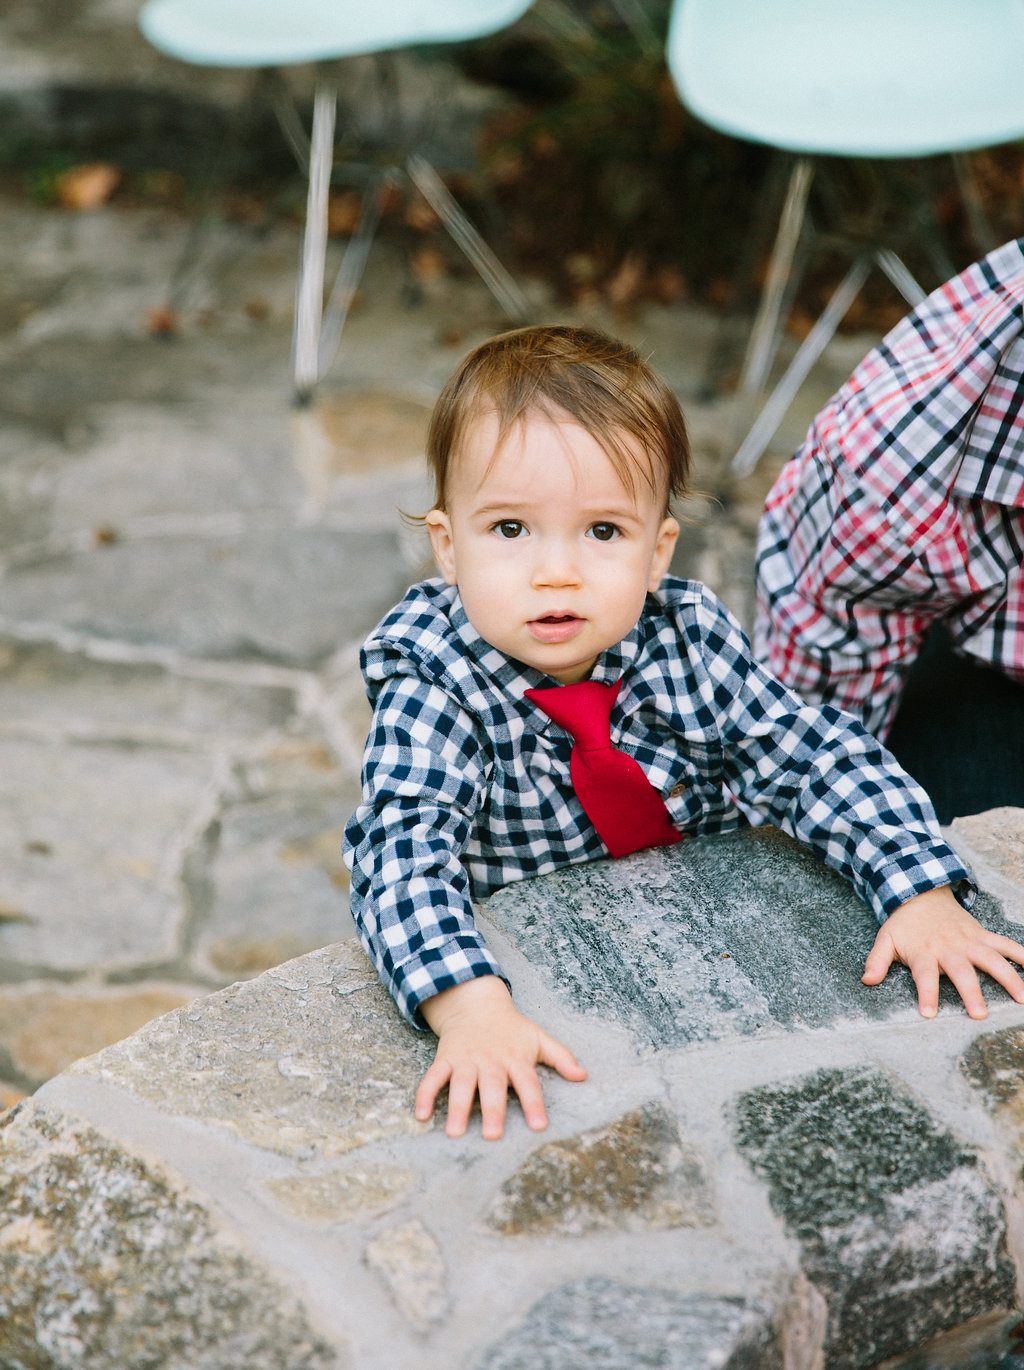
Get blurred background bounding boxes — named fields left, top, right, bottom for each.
left=0, top=0, right=1021, bottom=1106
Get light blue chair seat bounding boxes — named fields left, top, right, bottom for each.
left=139, top=0, right=533, bottom=398
left=141, top=0, right=535, bottom=69
left=667, top=0, right=1024, bottom=477
left=671, top=0, right=1024, bottom=160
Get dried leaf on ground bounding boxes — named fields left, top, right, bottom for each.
left=55, top=162, right=121, bottom=211
left=145, top=305, right=180, bottom=337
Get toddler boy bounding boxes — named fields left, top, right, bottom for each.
left=343, top=325, right=1024, bottom=1141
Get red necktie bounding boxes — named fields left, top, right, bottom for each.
left=525, top=678, right=683, bottom=859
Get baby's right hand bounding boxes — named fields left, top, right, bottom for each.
left=416, top=976, right=587, bottom=1140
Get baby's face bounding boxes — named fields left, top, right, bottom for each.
left=426, top=410, right=678, bottom=683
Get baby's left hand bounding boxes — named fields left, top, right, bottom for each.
left=863, top=885, right=1024, bottom=1019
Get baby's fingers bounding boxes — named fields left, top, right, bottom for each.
left=414, top=1058, right=452, bottom=1123
left=985, top=933, right=1024, bottom=973
left=968, top=944, right=1024, bottom=1006
left=444, top=1066, right=484, bottom=1138
left=861, top=928, right=898, bottom=987
left=508, top=1064, right=549, bottom=1134
left=905, top=951, right=941, bottom=1019
left=932, top=954, right=986, bottom=1020
left=537, top=1030, right=588, bottom=1083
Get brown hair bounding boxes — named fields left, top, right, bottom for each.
left=425, top=325, right=690, bottom=513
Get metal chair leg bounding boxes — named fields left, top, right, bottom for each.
left=730, top=157, right=815, bottom=440
left=316, top=170, right=394, bottom=379
left=406, top=154, right=530, bottom=323
left=293, top=78, right=336, bottom=401
left=731, top=253, right=870, bottom=478
left=729, top=246, right=926, bottom=479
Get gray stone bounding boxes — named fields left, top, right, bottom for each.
left=0, top=640, right=296, bottom=743
left=0, top=736, right=211, bottom=973
left=69, top=942, right=436, bottom=1157
left=959, top=1026, right=1024, bottom=1180
left=476, top=1280, right=781, bottom=1370
left=46, top=400, right=306, bottom=530
left=192, top=789, right=359, bottom=980
left=363, top=1218, right=449, bottom=1332
left=1, top=526, right=414, bottom=666
left=952, top=809, right=1024, bottom=891
left=0, top=1100, right=340, bottom=1370
left=264, top=1163, right=418, bottom=1225
left=483, top=826, right=1013, bottom=1048
left=732, top=1067, right=1016, bottom=1370
left=485, top=1102, right=714, bottom=1236
left=0, top=982, right=204, bottom=1090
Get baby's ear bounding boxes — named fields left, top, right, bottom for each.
left=649, top=516, right=679, bottom=591
left=425, top=509, right=458, bottom=585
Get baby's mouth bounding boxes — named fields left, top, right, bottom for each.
left=528, top=613, right=583, bottom=644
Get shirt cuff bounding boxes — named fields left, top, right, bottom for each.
left=392, top=934, right=510, bottom=1030
left=865, top=846, right=976, bottom=922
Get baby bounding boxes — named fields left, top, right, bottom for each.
left=343, top=324, right=1024, bottom=1140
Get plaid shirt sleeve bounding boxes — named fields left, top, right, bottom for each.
left=754, top=237, right=1024, bottom=737
left=686, top=589, right=973, bottom=920
left=343, top=672, right=507, bottom=1028
left=754, top=430, right=940, bottom=736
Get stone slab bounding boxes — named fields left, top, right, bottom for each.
left=0, top=639, right=296, bottom=743
left=476, top=1280, right=781, bottom=1370
left=0, top=1100, right=341, bottom=1370
left=1, top=525, right=415, bottom=666
left=0, top=981, right=204, bottom=1090
left=952, top=809, right=1024, bottom=892
left=0, top=735, right=211, bottom=973
left=68, top=942, right=436, bottom=1157
left=485, top=1102, right=714, bottom=1237
left=483, top=825, right=1018, bottom=1048
left=192, top=789, right=359, bottom=980
left=732, top=1066, right=1016, bottom=1370
left=45, top=401, right=307, bottom=532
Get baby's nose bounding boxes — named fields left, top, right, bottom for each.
left=532, top=539, right=582, bottom=586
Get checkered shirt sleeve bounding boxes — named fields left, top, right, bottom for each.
left=755, top=237, right=1024, bottom=736
left=344, top=671, right=507, bottom=1027
left=685, top=590, right=972, bottom=920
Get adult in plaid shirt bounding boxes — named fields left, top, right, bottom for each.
left=756, top=237, right=1024, bottom=823
left=345, top=326, right=1024, bottom=1141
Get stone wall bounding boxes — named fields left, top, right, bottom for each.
left=4, top=810, right=1024, bottom=1370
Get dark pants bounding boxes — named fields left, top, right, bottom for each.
left=885, top=626, right=1024, bottom=824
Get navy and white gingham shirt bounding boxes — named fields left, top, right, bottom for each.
left=756, top=236, right=1024, bottom=737
left=343, top=576, right=971, bottom=1027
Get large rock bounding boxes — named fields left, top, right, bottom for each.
left=6, top=815, right=1024, bottom=1370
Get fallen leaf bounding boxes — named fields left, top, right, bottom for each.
left=606, top=254, right=645, bottom=309
left=405, top=199, right=439, bottom=233
left=145, top=305, right=180, bottom=337
left=55, top=162, right=121, bottom=211
left=327, top=190, right=363, bottom=237
left=410, top=246, right=448, bottom=283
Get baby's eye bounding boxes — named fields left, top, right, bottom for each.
left=588, top=522, right=621, bottom=542
left=493, top=519, right=526, bottom=539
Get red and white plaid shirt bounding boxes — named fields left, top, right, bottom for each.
left=755, top=236, right=1024, bottom=738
